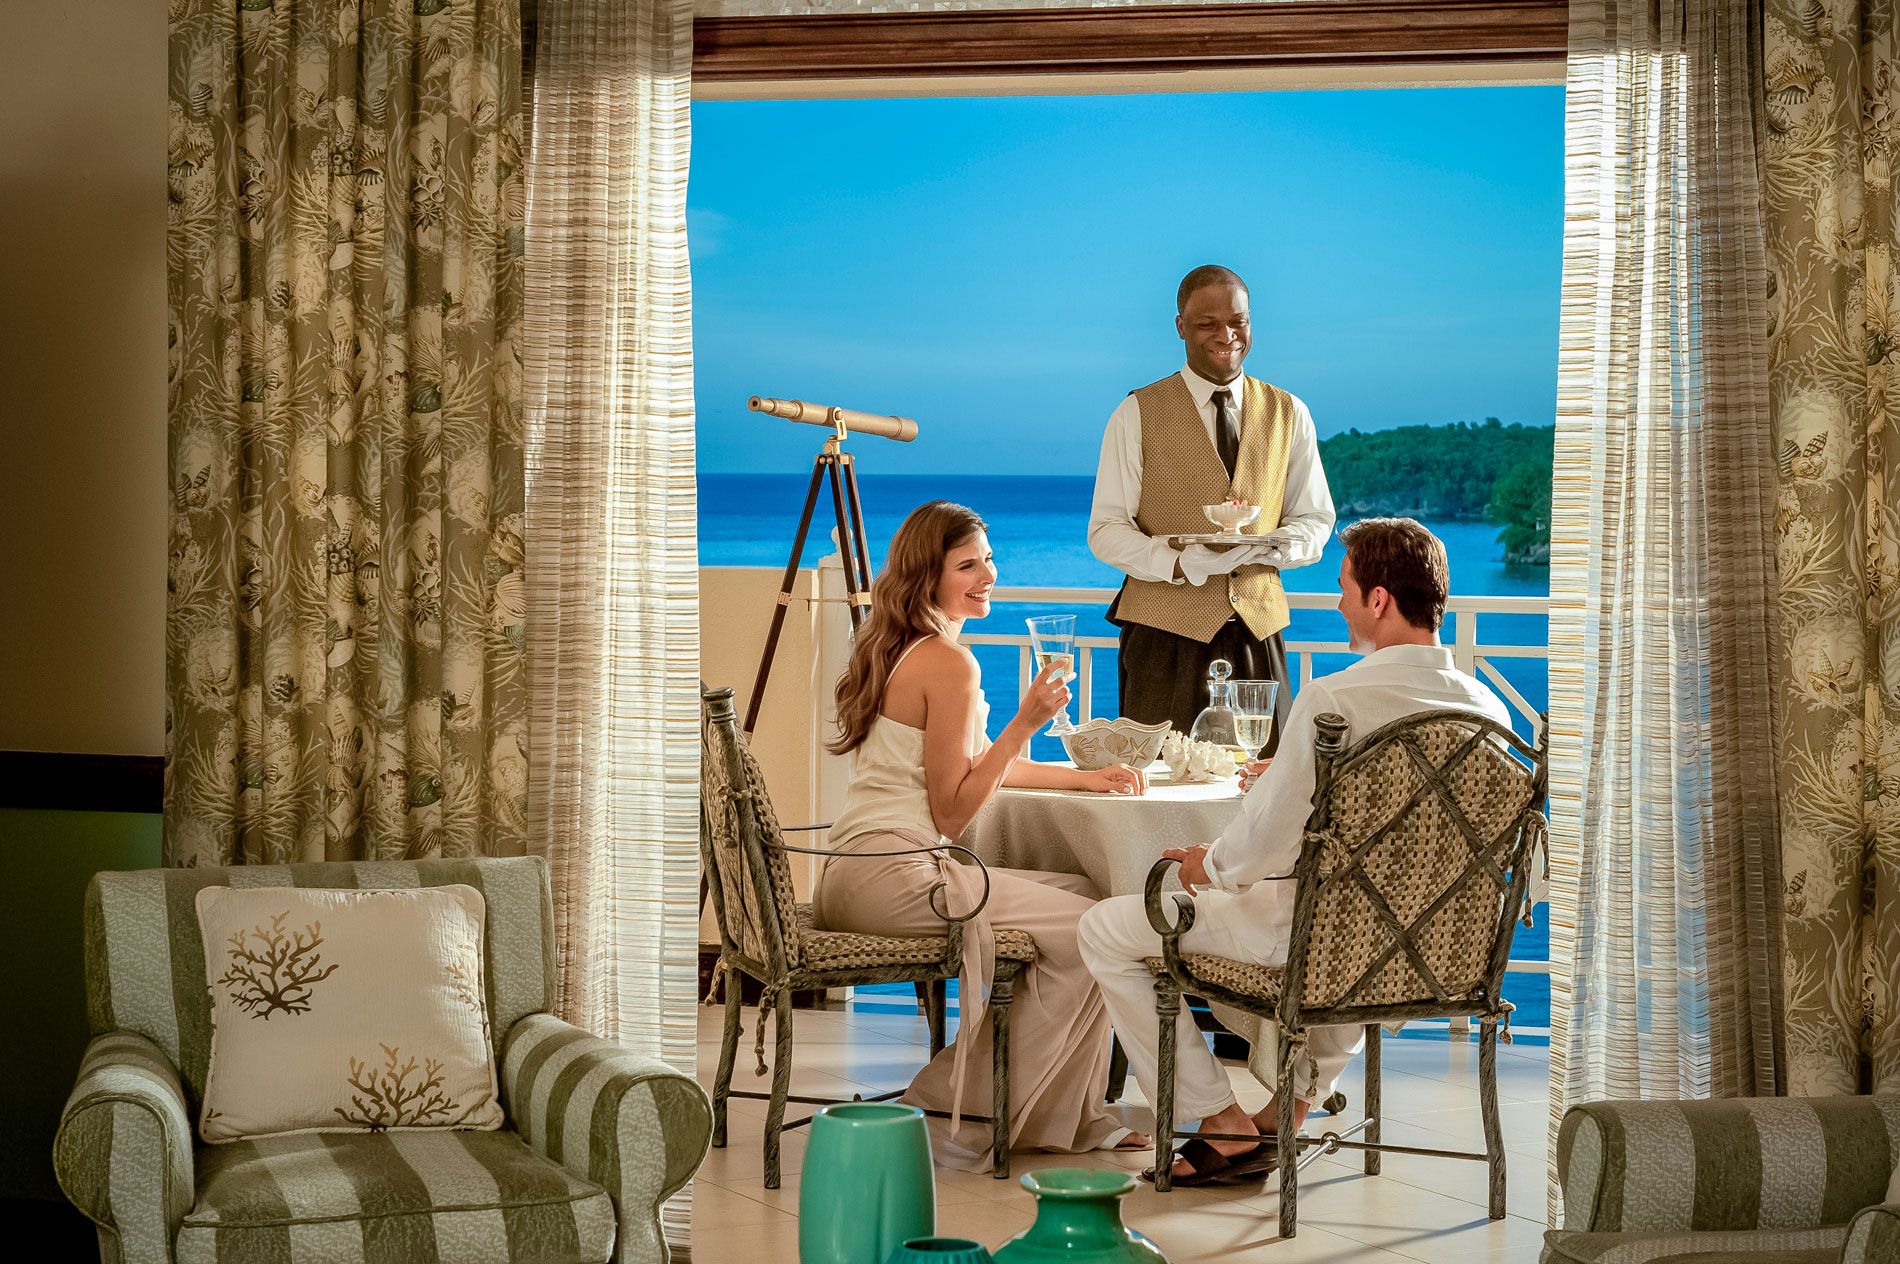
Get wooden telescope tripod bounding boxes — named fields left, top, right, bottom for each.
left=741, top=396, right=918, bottom=738
left=744, top=422, right=875, bottom=736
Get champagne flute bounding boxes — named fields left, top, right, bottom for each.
left=1024, top=614, right=1078, bottom=736
left=1232, top=680, right=1280, bottom=761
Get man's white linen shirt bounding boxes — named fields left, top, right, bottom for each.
left=1088, top=365, right=1337, bottom=584
left=1192, top=644, right=1513, bottom=966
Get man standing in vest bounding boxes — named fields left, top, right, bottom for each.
left=1088, top=265, right=1335, bottom=753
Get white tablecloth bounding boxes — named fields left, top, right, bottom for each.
left=957, top=765, right=1244, bottom=899
left=959, top=765, right=1289, bottom=1084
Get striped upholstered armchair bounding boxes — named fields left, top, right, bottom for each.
left=52, top=857, right=711, bottom=1264
left=1544, top=1096, right=1900, bottom=1264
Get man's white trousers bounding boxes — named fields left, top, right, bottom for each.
left=1077, top=892, right=1363, bottom=1124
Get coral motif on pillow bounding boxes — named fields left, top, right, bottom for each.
left=195, top=885, right=504, bottom=1142
left=215, top=910, right=340, bottom=1019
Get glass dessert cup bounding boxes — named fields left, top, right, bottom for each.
left=1202, top=501, right=1261, bottom=537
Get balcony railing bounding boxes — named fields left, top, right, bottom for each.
left=966, top=587, right=1550, bottom=731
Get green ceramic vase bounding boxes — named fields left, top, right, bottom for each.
left=884, top=1238, right=995, bottom=1264
left=798, top=1102, right=936, bottom=1264
left=991, top=1169, right=1169, bottom=1264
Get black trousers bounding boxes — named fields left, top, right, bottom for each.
left=1116, top=619, right=1291, bottom=758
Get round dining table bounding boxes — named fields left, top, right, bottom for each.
left=956, top=761, right=1278, bottom=1083
left=956, top=762, right=1245, bottom=899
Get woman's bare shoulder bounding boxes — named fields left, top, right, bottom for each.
left=906, top=636, right=978, bottom=680
left=888, top=637, right=978, bottom=702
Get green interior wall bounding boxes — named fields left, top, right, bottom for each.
left=0, top=809, right=162, bottom=1203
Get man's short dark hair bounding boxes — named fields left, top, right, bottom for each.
left=1340, top=517, right=1450, bottom=631
left=1176, top=265, right=1249, bottom=313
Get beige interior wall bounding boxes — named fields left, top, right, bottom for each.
left=0, top=1, right=168, bottom=755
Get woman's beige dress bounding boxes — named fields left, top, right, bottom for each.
left=815, top=645, right=1129, bottom=1168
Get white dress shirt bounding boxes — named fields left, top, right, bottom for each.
left=1088, top=365, right=1337, bottom=585
left=1192, top=643, right=1513, bottom=965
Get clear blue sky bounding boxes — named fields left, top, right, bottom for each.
left=689, top=86, right=1563, bottom=476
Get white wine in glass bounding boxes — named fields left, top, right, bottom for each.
left=1233, top=713, right=1274, bottom=756
left=1232, top=680, right=1280, bottom=760
left=1024, top=614, right=1079, bottom=735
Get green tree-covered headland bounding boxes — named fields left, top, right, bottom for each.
left=1317, top=419, right=1553, bottom=565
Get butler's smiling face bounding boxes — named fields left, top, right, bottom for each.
left=1177, top=281, right=1252, bottom=385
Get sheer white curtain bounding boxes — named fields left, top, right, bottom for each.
left=522, top=0, right=699, bottom=1141
left=1549, top=0, right=1784, bottom=1219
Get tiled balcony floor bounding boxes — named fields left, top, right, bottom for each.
left=689, top=1004, right=1553, bottom=1263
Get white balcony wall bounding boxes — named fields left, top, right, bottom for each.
left=698, top=559, right=851, bottom=939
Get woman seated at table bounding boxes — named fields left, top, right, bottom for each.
left=815, top=499, right=1150, bottom=1167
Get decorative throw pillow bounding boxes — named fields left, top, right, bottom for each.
left=1888, top=1160, right=1899, bottom=1204
left=195, top=884, right=504, bottom=1143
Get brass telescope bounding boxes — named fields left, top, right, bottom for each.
left=747, top=395, right=919, bottom=443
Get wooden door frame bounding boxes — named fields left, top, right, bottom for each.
left=689, top=2, right=1567, bottom=83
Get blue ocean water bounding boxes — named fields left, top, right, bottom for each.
left=699, top=473, right=1551, bottom=743
left=701, top=472, right=1552, bottom=1037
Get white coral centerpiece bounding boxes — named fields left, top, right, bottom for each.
left=1162, top=732, right=1239, bottom=783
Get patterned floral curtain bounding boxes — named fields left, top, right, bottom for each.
left=1765, top=1, right=1900, bottom=1095
left=166, top=1, right=527, bottom=865
left=1550, top=0, right=1785, bottom=1217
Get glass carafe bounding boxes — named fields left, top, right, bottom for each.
left=1187, top=658, right=1245, bottom=760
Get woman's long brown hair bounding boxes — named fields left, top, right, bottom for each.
left=828, top=501, right=987, bottom=755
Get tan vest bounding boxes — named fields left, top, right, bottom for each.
left=1114, top=373, right=1296, bottom=643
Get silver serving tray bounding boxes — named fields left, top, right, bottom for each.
left=1167, top=532, right=1268, bottom=547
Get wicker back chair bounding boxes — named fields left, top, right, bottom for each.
left=1144, top=707, right=1548, bottom=1237
left=700, top=685, right=1036, bottom=1186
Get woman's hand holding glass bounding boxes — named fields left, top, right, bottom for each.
left=1080, top=763, right=1147, bottom=796
left=1014, top=661, right=1072, bottom=731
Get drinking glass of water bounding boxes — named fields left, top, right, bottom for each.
left=1024, top=614, right=1078, bottom=735
left=1232, top=680, right=1279, bottom=759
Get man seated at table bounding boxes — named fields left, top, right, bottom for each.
left=1077, top=517, right=1512, bottom=1185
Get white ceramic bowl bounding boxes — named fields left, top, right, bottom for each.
left=1059, top=717, right=1174, bottom=771
left=1203, top=502, right=1261, bottom=533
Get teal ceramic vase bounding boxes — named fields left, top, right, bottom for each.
left=992, top=1169, right=1169, bottom=1263
left=798, top=1102, right=936, bottom=1264
left=885, top=1238, right=995, bottom=1264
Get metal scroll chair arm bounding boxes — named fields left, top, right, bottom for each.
left=769, top=838, right=996, bottom=925
left=1143, top=855, right=1197, bottom=969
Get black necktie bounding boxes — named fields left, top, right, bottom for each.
left=1212, top=389, right=1240, bottom=478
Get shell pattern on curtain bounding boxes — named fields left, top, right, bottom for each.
left=1549, top=0, right=1784, bottom=1217
left=1765, top=0, right=1900, bottom=1095
left=167, top=0, right=528, bottom=865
